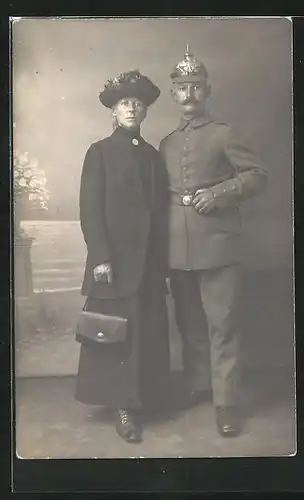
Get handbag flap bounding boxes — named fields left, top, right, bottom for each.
left=76, top=311, right=128, bottom=343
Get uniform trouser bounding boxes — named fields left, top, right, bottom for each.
left=170, top=264, right=240, bottom=407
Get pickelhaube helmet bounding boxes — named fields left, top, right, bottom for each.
left=170, top=44, right=208, bottom=83
left=99, top=69, right=160, bottom=108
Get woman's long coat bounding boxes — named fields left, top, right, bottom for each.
left=75, top=126, right=170, bottom=410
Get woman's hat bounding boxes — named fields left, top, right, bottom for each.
left=99, top=69, right=160, bottom=108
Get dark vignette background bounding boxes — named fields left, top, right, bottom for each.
left=0, top=7, right=303, bottom=497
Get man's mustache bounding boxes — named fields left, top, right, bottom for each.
left=181, top=98, right=199, bottom=104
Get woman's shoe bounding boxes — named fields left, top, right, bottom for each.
left=115, top=409, right=142, bottom=443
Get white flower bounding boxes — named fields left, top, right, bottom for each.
left=19, top=153, right=29, bottom=166
left=23, top=169, right=33, bottom=178
left=13, top=149, right=50, bottom=209
left=29, top=179, right=38, bottom=188
left=33, top=177, right=45, bottom=186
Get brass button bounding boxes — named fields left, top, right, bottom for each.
left=97, top=332, right=104, bottom=338
left=132, top=138, right=139, bottom=146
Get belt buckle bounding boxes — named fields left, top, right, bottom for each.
left=181, top=194, right=193, bottom=206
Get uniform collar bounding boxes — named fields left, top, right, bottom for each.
left=111, top=125, right=142, bottom=144
left=178, top=112, right=213, bottom=131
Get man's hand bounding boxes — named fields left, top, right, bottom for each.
left=192, top=188, right=216, bottom=214
left=93, top=262, right=114, bottom=284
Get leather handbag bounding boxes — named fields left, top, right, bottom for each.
left=75, top=301, right=128, bottom=345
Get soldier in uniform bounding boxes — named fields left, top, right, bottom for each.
left=159, top=46, right=268, bottom=437
left=75, top=70, right=170, bottom=443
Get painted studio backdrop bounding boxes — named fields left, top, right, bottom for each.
left=13, top=18, right=293, bottom=379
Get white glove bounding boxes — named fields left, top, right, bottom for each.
left=93, top=262, right=114, bottom=285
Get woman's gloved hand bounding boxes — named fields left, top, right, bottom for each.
left=93, top=262, right=114, bottom=284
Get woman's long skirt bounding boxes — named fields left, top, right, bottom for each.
left=75, top=265, right=170, bottom=410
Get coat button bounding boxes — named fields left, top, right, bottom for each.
left=132, top=138, right=139, bottom=146
left=97, top=332, right=104, bottom=338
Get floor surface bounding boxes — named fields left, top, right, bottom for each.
left=15, top=369, right=296, bottom=459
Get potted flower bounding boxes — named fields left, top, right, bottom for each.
left=13, top=149, right=50, bottom=236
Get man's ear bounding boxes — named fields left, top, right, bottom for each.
left=170, top=87, right=177, bottom=101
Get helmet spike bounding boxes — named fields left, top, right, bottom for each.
left=185, top=44, right=193, bottom=57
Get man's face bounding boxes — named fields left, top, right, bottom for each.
left=113, top=97, right=147, bottom=130
left=172, top=81, right=209, bottom=117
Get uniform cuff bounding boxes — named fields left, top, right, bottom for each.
left=209, top=178, right=243, bottom=207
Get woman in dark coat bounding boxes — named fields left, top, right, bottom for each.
left=75, top=70, right=170, bottom=443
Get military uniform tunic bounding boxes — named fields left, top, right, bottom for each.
left=159, top=113, right=267, bottom=406
left=159, top=114, right=267, bottom=270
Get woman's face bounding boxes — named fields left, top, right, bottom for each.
left=113, top=97, right=147, bottom=130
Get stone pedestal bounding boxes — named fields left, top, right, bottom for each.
left=14, top=234, right=36, bottom=342
left=14, top=235, right=35, bottom=298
